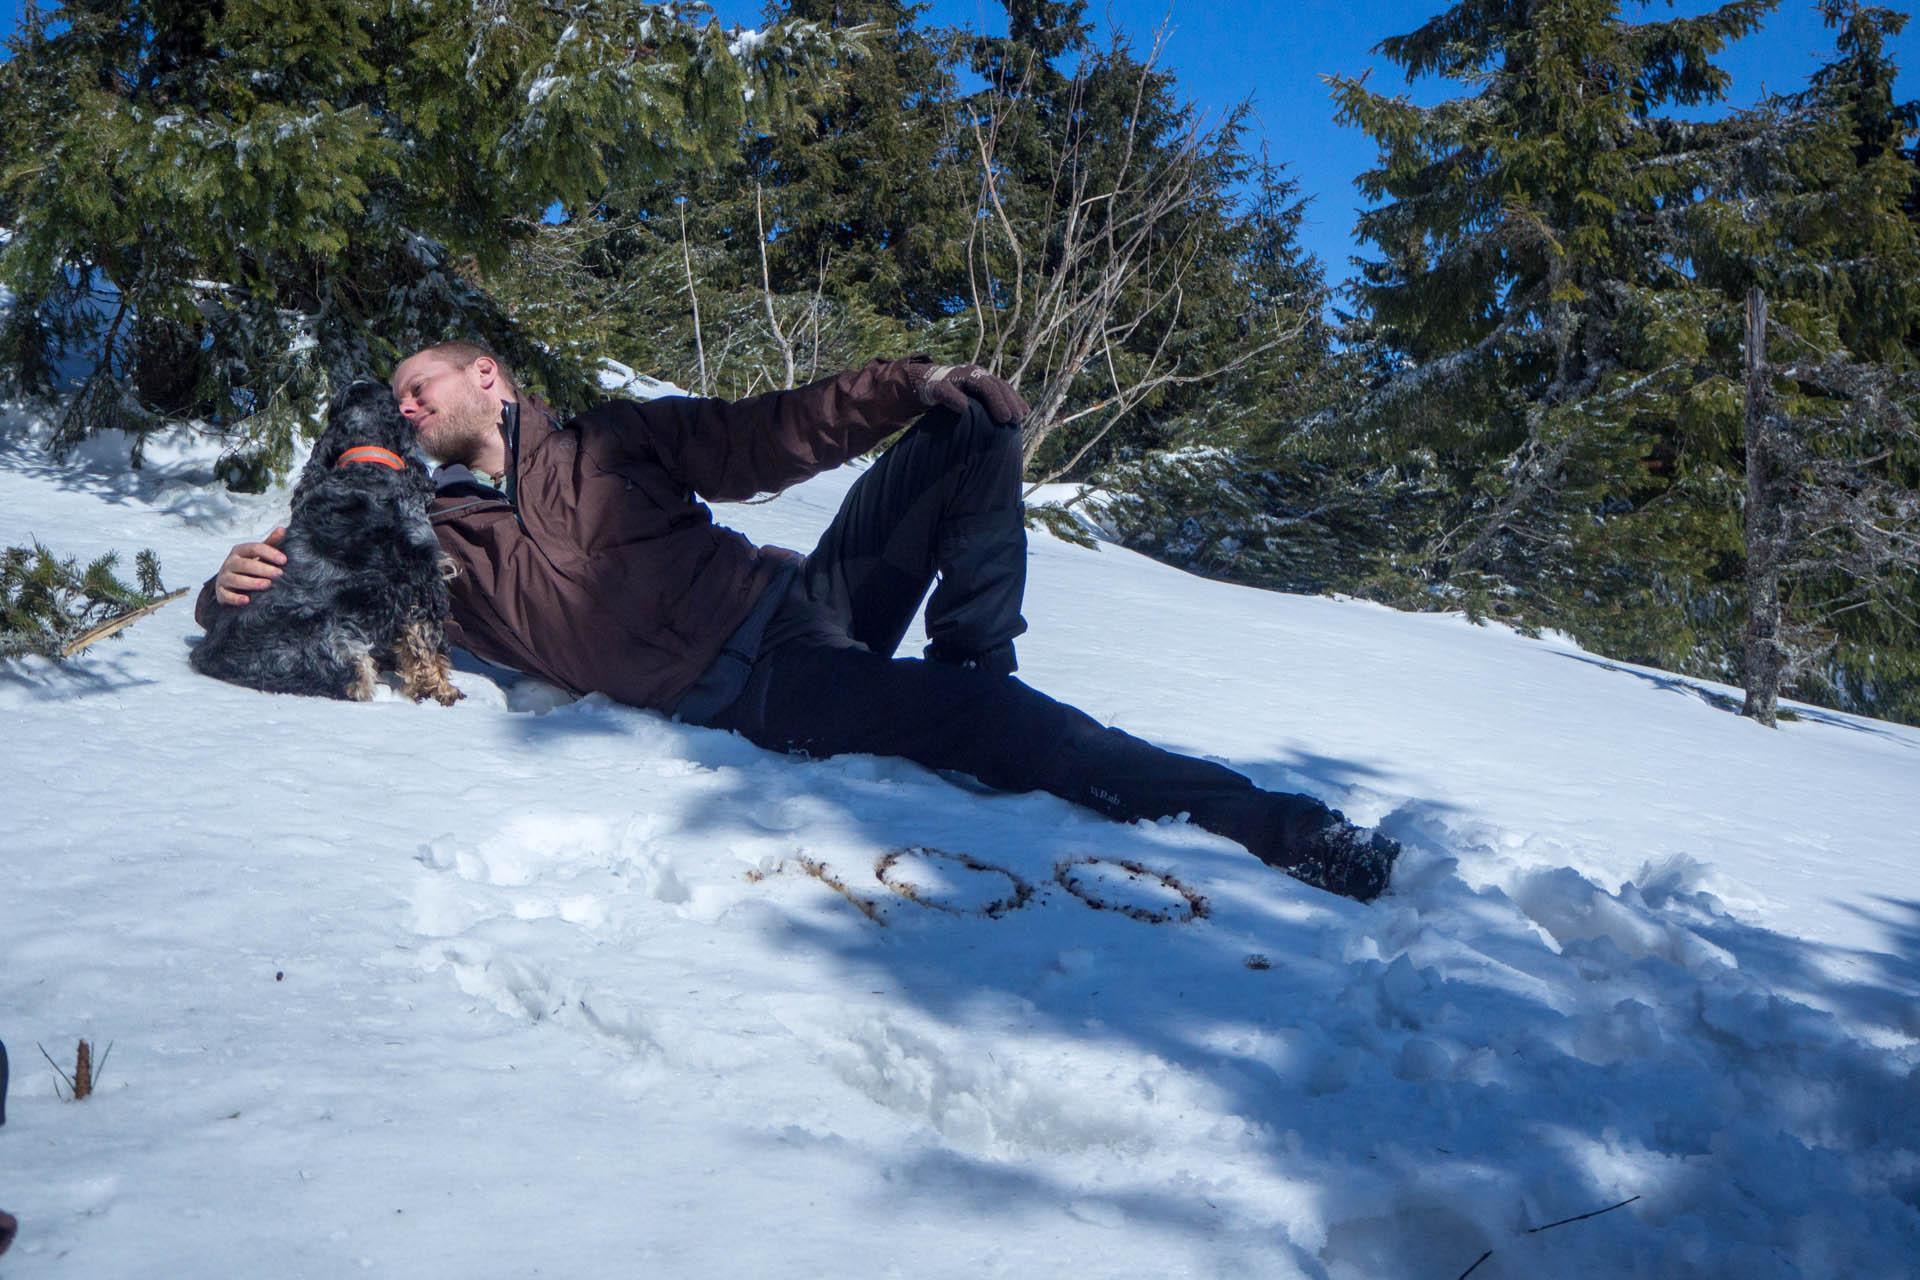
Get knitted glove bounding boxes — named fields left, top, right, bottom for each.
left=907, top=362, right=1029, bottom=426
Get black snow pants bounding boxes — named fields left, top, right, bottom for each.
left=708, top=399, right=1335, bottom=855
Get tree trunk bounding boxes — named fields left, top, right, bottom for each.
left=1741, top=287, right=1783, bottom=727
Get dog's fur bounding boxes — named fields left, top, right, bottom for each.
left=191, top=381, right=462, bottom=704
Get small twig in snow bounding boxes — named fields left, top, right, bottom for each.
left=1525, top=1195, right=1641, bottom=1234
left=1453, top=1194, right=1642, bottom=1278
left=36, top=1042, right=73, bottom=1101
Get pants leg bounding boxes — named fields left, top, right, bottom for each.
left=711, top=640, right=1325, bottom=839
left=711, top=401, right=1391, bottom=898
left=801, top=399, right=1028, bottom=662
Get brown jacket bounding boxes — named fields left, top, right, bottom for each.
left=199, top=358, right=929, bottom=709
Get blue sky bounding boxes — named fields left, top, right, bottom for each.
left=754, top=0, right=1918, bottom=285
left=3, top=0, right=1913, bottom=288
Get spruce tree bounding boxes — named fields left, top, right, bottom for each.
left=548, top=0, right=974, bottom=395
left=479, top=0, right=967, bottom=400
left=1689, top=4, right=1920, bottom=723
left=744, top=0, right=975, bottom=324
left=1327, top=0, right=1774, bottom=658
left=0, top=0, right=849, bottom=485
left=1330, top=0, right=1920, bottom=725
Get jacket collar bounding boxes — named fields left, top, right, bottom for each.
left=430, top=397, right=560, bottom=502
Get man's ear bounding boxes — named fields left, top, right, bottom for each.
left=471, top=356, right=499, bottom=393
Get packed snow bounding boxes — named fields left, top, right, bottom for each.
left=3, top=402, right=1918, bottom=1278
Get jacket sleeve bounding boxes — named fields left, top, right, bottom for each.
left=604, top=357, right=929, bottom=502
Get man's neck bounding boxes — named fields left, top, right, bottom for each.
left=467, top=399, right=517, bottom=480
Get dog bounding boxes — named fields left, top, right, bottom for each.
left=191, top=380, right=463, bottom=704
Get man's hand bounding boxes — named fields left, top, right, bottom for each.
left=908, top=363, right=1029, bottom=426
left=213, top=528, right=289, bottom=606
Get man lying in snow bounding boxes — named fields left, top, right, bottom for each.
left=199, top=342, right=1400, bottom=901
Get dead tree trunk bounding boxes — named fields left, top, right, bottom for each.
left=1742, top=287, right=1785, bottom=727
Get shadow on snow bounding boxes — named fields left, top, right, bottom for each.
left=448, top=682, right=1920, bottom=1277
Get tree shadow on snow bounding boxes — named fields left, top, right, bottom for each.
left=706, top=776, right=1920, bottom=1277
left=2, top=651, right=161, bottom=700
left=1558, top=652, right=1918, bottom=748
left=407, top=670, right=1920, bottom=1277
left=0, top=421, right=256, bottom=529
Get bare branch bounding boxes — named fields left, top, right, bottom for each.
left=959, top=23, right=1278, bottom=474
left=678, top=198, right=709, bottom=396
left=755, top=184, right=797, bottom=390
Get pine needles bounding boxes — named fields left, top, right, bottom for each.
left=1, top=542, right=169, bottom=661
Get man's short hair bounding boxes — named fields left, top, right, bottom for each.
left=416, top=339, right=519, bottom=393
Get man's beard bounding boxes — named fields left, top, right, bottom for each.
left=418, top=392, right=502, bottom=466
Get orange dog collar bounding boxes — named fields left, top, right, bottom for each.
left=336, top=445, right=407, bottom=471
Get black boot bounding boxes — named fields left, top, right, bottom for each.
left=1033, top=724, right=1399, bottom=903
left=1283, top=814, right=1400, bottom=903
left=1194, top=788, right=1399, bottom=902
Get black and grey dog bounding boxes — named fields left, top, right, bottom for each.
left=191, top=381, right=463, bottom=705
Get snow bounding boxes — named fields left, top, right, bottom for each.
left=729, top=27, right=769, bottom=59
left=3, top=399, right=1919, bottom=1277
left=597, top=359, right=685, bottom=400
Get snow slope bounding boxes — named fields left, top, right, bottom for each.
left=3, top=411, right=1918, bottom=1278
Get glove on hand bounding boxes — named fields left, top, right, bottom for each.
left=908, top=362, right=1029, bottom=426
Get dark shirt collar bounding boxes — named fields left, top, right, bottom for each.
left=432, top=462, right=506, bottom=497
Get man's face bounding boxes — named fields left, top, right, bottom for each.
left=391, top=351, right=503, bottom=465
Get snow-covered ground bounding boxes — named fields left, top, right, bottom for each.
left=3, top=408, right=1918, bottom=1278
